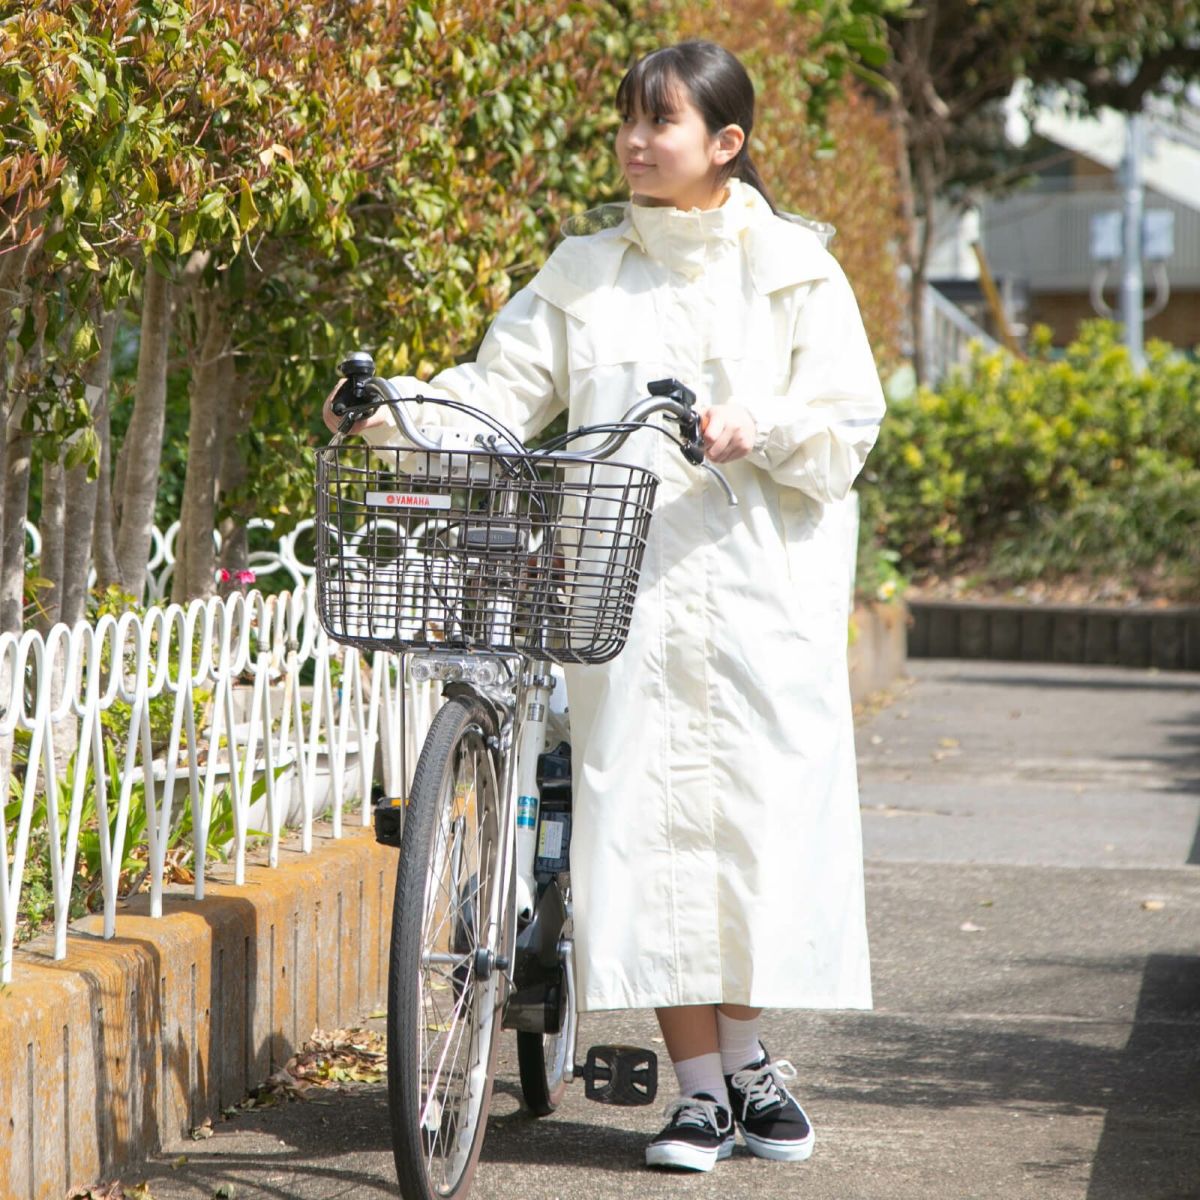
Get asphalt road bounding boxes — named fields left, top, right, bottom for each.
left=123, top=660, right=1200, bottom=1200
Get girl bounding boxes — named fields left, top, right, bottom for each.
left=328, top=38, right=884, bottom=1173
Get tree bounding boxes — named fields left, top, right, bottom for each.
left=880, top=0, right=1200, bottom=379
left=4, top=0, right=909, bottom=631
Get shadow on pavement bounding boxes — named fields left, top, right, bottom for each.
left=1086, top=954, right=1200, bottom=1200
left=812, top=953, right=1200, bottom=1200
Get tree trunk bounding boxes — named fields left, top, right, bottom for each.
left=0, top=237, right=40, bottom=629
left=911, top=145, right=939, bottom=387
left=216, top=365, right=254, bottom=580
left=892, top=97, right=921, bottom=379
left=115, top=261, right=172, bottom=603
left=1, top=418, right=34, bottom=636
left=172, top=286, right=228, bottom=604
left=0, top=281, right=46, bottom=636
left=35, top=455, right=65, bottom=634
left=92, top=383, right=121, bottom=593
left=63, top=306, right=120, bottom=625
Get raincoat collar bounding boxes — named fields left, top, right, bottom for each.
left=622, top=179, right=754, bottom=277
left=531, top=180, right=832, bottom=318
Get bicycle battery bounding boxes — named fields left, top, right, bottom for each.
left=534, top=741, right=572, bottom=881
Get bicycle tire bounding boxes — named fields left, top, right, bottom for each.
left=388, top=696, right=504, bottom=1200
left=515, top=877, right=573, bottom=1116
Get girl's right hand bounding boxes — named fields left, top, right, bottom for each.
left=322, top=380, right=391, bottom=435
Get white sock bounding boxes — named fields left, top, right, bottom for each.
left=672, top=1051, right=727, bottom=1102
left=717, top=1011, right=763, bottom=1075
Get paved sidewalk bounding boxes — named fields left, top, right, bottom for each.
left=126, top=661, right=1200, bottom=1200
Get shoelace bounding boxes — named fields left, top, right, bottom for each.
left=662, top=1095, right=731, bottom=1135
left=729, top=1058, right=799, bottom=1121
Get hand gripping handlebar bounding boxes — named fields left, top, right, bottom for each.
left=330, top=351, right=737, bottom=505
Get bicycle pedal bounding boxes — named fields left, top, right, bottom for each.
left=579, top=1044, right=657, bottom=1106
left=372, top=796, right=406, bottom=847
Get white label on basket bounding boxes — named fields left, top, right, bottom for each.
left=364, top=491, right=452, bottom=510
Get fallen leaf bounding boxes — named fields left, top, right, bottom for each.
left=189, top=1118, right=214, bottom=1140
left=978, top=899, right=994, bottom=908
left=869, top=734, right=884, bottom=746
left=1141, top=899, right=1166, bottom=912
left=127, top=1184, right=154, bottom=1200
left=959, top=921, right=985, bottom=933
left=170, top=1156, right=188, bottom=1170
left=938, top=736, right=960, bottom=749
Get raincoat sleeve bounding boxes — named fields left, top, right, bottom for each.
left=741, top=258, right=885, bottom=503
left=363, top=285, right=569, bottom=450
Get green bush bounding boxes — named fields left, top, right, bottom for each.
left=860, top=321, right=1200, bottom=595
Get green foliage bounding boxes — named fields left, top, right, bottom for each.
left=855, top=536, right=907, bottom=604
left=790, top=0, right=913, bottom=130
left=862, top=321, right=1200, bottom=593
left=7, top=0, right=907, bottom=613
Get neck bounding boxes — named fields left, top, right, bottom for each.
left=635, top=180, right=730, bottom=213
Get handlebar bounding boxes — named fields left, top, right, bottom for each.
left=330, top=350, right=737, bottom=505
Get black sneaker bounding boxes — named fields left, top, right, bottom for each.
left=645, top=1093, right=735, bottom=1171
left=725, top=1048, right=815, bottom=1162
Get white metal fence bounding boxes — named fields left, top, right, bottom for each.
left=24, top=515, right=318, bottom=605
left=0, top=573, right=440, bottom=984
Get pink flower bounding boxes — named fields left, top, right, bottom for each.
left=236, top=569, right=256, bottom=585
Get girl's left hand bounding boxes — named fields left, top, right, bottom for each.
left=699, top=404, right=757, bottom=463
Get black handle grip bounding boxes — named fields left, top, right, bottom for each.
left=647, top=378, right=705, bottom=464
left=331, top=350, right=379, bottom=416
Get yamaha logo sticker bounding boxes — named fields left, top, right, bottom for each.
left=364, top=491, right=453, bottom=510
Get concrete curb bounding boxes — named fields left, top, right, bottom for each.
left=0, top=829, right=398, bottom=1200
left=849, top=600, right=908, bottom=702
left=907, top=597, right=1200, bottom=669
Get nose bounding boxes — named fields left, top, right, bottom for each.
left=624, top=119, right=649, bottom=150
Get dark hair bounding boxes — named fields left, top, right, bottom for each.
left=615, top=40, right=776, bottom=211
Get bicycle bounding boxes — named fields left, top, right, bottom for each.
left=315, top=351, right=736, bottom=1200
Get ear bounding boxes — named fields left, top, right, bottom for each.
left=713, top=123, right=746, bottom=165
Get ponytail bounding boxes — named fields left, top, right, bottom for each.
left=730, top=152, right=776, bottom=214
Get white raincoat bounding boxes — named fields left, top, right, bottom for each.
left=368, top=179, right=884, bottom=1011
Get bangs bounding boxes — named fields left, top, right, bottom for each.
left=616, top=50, right=685, bottom=118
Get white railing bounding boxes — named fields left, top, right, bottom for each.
left=923, top=283, right=1005, bottom=387
left=0, top=581, right=440, bottom=983
left=24, top=516, right=317, bottom=607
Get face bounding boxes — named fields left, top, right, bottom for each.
left=615, top=85, right=744, bottom=211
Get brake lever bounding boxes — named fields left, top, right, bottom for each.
left=676, top=406, right=737, bottom=506
left=335, top=401, right=382, bottom=436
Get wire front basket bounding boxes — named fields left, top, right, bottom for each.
left=315, top=443, right=659, bottom=664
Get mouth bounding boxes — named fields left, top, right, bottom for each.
left=625, top=160, right=653, bottom=173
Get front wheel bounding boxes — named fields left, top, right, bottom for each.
left=387, top=696, right=504, bottom=1200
